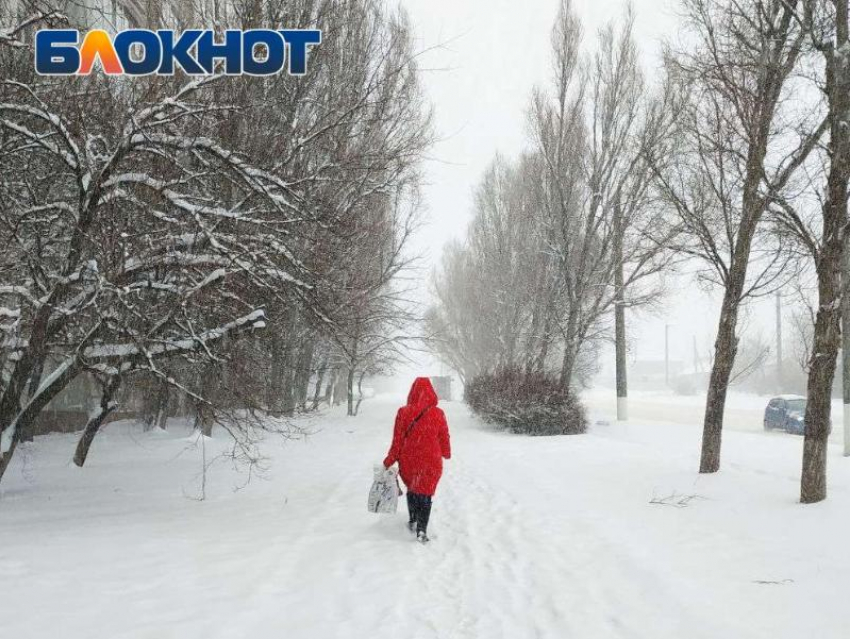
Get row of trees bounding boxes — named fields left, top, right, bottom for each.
left=429, top=0, right=849, bottom=503
left=428, top=5, right=671, bottom=391
left=0, top=0, right=430, bottom=482
left=660, top=0, right=848, bottom=503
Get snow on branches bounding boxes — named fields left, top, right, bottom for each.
left=0, top=0, right=431, bottom=480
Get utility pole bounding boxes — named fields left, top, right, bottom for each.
left=614, top=292, right=628, bottom=420
left=776, top=291, right=783, bottom=392
left=665, top=324, right=670, bottom=387
left=843, top=228, right=850, bottom=456
left=614, top=200, right=628, bottom=421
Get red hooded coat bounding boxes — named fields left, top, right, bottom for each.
left=383, top=378, right=451, bottom=496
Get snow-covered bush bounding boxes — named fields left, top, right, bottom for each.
left=464, top=368, right=587, bottom=436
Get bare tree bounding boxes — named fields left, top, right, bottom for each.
left=799, top=0, right=849, bottom=502
left=428, top=154, right=559, bottom=383
left=768, top=0, right=850, bottom=502
left=429, top=3, right=674, bottom=394
left=657, top=0, right=822, bottom=473
left=531, top=0, right=674, bottom=391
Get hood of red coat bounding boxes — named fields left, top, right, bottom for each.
left=406, top=377, right=438, bottom=410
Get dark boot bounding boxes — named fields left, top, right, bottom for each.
left=417, top=495, right=432, bottom=536
left=406, top=493, right=417, bottom=533
left=408, top=492, right=433, bottom=538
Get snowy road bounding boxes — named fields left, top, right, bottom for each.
left=584, top=388, right=846, bottom=443
left=2, top=394, right=849, bottom=638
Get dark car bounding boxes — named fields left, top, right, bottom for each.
left=763, top=395, right=808, bottom=434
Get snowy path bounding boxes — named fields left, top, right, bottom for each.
left=2, top=394, right=850, bottom=638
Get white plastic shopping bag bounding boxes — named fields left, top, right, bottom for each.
left=367, top=465, right=400, bottom=514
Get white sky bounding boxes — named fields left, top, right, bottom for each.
left=398, top=0, right=784, bottom=378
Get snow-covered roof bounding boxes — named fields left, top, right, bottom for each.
left=774, top=394, right=806, bottom=401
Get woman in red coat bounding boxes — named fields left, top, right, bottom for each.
left=383, top=377, right=451, bottom=543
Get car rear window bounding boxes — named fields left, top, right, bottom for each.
left=786, top=399, right=806, bottom=411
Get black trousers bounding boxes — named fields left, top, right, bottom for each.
left=407, top=492, right=432, bottom=534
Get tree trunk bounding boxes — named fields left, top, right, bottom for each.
left=264, top=310, right=298, bottom=414
left=559, top=310, right=579, bottom=389
left=536, top=310, right=553, bottom=374
left=266, top=337, right=284, bottom=413
left=559, top=345, right=575, bottom=390
left=145, top=377, right=169, bottom=431
left=21, top=360, right=45, bottom=442
left=74, top=376, right=122, bottom=468
left=0, top=437, right=19, bottom=484
left=278, top=314, right=300, bottom=415
left=354, top=370, right=367, bottom=416
left=311, top=362, right=328, bottom=411
left=801, top=18, right=849, bottom=503
left=700, top=152, right=765, bottom=473
left=194, top=364, right=217, bottom=437
left=294, top=340, right=315, bottom=411
left=700, top=280, right=745, bottom=473
left=525, top=302, right=542, bottom=374
left=281, top=367, right=297, bottom=416
left=24, top=359, right=45, bottom=401
left=156, top=384, right=169, bottom=430
left=195, top=405, right=214, bottom=437
left=0, top=358, right=81, bottom=484
left=346, top=367, right=356, bottom=417
left=333, top=369, right=346, bottom=406
left=0, top=274, right=74, bottom=480
left=843, top=223, right=850, bottom=457
left=324, top=368, right=337, bottom=406
left=801, top=266, right=840, bottom=503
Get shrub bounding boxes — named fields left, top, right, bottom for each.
left=464, top=368, right=587, bottom=436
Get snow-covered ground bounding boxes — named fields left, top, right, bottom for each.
left=2, top=392, right=849, bottom=639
